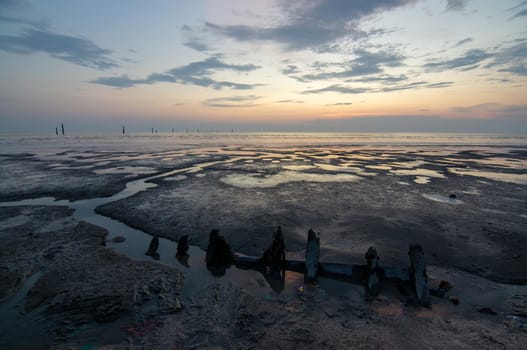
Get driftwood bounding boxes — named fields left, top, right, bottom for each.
left=409, top=244, right=431, bottom=307
left=305, top=229, right=320, bottom=282
left=205, top=228, right=433, bottom=306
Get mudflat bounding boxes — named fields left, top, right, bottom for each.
left=1, top=134, right=526, bottom=348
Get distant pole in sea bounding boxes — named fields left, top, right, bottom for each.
left=151, top=128, right=154, bottom=134
left=61, top=123, right=64, bottom=135
left=172, top=128, right=174, bottom=133
left=122, top=125, right=125, bottom=135
left=55, top=127, right=58, bottom=136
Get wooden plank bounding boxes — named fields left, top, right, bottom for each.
left=382, top=267, right=410, bottom=281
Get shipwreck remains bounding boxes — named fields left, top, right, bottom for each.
left=204, top=227, right=432, bottom=306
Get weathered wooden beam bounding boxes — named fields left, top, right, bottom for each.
left=365, top=247, right=380, bottom=296
left=304, top=229, right=320, bottom=282
left=409, top=244, right=431, bottom=307
left=382, top=267, right=410, bottom=281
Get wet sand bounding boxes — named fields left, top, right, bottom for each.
left=1, top=137, right=526, bottom=348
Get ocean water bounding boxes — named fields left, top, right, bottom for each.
left=1, top=132, right=527, bottom=155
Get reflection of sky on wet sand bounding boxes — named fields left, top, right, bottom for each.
left=422, top=194, right=462, bottom=204
left=448, top=168, right=527, bottom=185
left=94, top=166, right=158, bottom=176
left=390, top=169, right=445, bottom=178
left=314, top=163, right=377, bottom=176
left=414, top=176, right=430, bottom=184
left=220, top=171, right=361, bottom=188
left=4, top=135, right=525, bottom=188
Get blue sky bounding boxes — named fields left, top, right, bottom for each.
left=0, top=0, right=526, bottom=132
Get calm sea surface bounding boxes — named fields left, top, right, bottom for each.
left=1, top=133, right=527, bottom=154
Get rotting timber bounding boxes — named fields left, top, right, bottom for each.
left=203, top=226, right=433, bottom=307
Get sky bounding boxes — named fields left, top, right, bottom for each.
left=0, top=0, right=526, bottom=133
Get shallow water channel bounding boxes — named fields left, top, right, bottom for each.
left=0, top=161, right=358, bottom=318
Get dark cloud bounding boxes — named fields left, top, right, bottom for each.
left=326, top=102, right=353, bottom=106
left=423, top=41, right=527, bottom=78
left=282, top=49, right=405, bottom=82
left=90, top=75, right=139, bottom=88
left=92, top=57, right=262, bottom=89
left=0, top=28, right=117, bottom=70
left=206, top=0, right=417, bottom=51
left=302, top=85, right=373, bottom=94
left=450, top=103, right=527, bottom=119
left=454, top=37, right=473, bottom=47
left=281, top=65, right=300, bottom=75
left=0, top=0, right=23, bottom=8
left=202, top=95, right=260, bottom=108
left=446, top=0, right=469, bottom=11
left=0, top=15, right=48, bottom=28
left=302, top=80, right=453, bottom=94
left=509, top=1, right=527, bottom=19
left=484, top=41, right=527, bottom=77
left=346, top=74, right=409, bottom=84
left=499, top=65, right=527, bottom=76
left=274, top=99, right=304, bottom=103
left=183, top=40, right=213, bottom=52
left=424, top=49, right=492, bottom=72
left=512, top=8, right=527, bottom=18
left=382, top=81, right=453, bottom=92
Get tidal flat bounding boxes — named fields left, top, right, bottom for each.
left=1, top=133, right=526, bottom=349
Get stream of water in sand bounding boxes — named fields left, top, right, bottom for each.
left=0, top=159, right=315, bottom=307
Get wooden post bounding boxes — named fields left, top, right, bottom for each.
left=205, top=229, right=233, bottom=266
left=145, top=236, right=160, bottom=260
left=261, top=226, right=286, bottom=275
left=176, top=235, right=189, bottom=256
left=365, top=246, right=380, bottom=296
left=61, top=123, right=64, bottom=135
left=409, top=244, right=431, bottom=307
left=304, top=229, right=320, bottom=282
